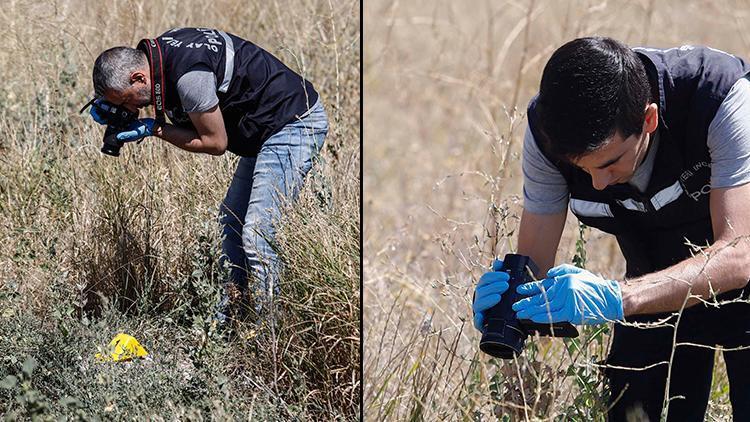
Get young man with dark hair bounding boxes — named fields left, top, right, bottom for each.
left=89, top=28, right=329, bottom=323
left=472, top=37, right=750, bottom=420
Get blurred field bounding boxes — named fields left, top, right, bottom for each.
left=0, top=0, right=360, bottom=419
left=364, top=0, right=750, bottom=419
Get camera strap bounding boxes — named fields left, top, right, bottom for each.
left=137, top=38, right=166, bottom=125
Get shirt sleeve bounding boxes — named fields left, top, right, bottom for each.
left=176, top=70, right=219, bottom=113
left=521, top=124, right=570, bottom=214
left=707, top=76, right=750, bottom=189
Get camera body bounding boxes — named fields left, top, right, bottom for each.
left=81, top=98, right=139, bottom=157
left=98, top=103, right=139, bottom=157
left=479, top=254, right=579, bottom=359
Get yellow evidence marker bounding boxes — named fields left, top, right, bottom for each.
left=95, top=333, right=149, bottom=362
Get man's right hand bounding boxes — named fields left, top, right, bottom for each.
left=472, top=259, right=510, bottom=333
left=116, top=118, right=156, bottom=142
left=89, top=99, right=114, bottom=125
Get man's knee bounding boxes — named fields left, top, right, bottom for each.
left=241, top=219, right=275, bottom=256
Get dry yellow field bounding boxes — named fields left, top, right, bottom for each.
left=364, top=0, right=750, bottom=419
left=0, top=0, right=359, bottom=419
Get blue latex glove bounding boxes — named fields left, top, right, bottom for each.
left=472, top=259, right=510, bottom=333
left=116, top=118, right=156, bottom=142
left=89, top=99, right=115, bottom=125
left=512, top=264, right=624, bottom=325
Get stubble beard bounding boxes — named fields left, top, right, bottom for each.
left=136, top=85, right=152, bottom=108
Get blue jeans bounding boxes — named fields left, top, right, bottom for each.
left=219, top=99, right=328, bottom=315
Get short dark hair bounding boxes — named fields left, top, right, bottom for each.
left=92, top=47, right=147, bottom=96
left=536, top=37, right=652, bottom=161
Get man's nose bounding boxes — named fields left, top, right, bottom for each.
left=590, top=170, right=611, bottom=191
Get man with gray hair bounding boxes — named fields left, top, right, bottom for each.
left=89, top=27, right=328, bottom=325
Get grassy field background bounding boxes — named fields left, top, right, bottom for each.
left=364, top=0, right=750, bottom=419
left=0, top=0, right=360, bottom=419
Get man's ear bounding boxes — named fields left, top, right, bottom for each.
left=643, top=103, right=658, bottom=134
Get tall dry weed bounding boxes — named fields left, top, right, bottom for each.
left=365, top=0, right=749, bottom=419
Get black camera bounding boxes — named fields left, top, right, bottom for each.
left=479, top=254, right=579, bottom=359
left=80, top=98, right=139, bottom=157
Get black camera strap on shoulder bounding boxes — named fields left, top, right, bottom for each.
left=137, top=38, right=166, bottom=125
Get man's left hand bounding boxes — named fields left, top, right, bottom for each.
left=116, top=118, right=156, bottom=142
left=511, top=264, right=624, bottom=325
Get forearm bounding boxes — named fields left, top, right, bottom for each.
left=517, top=209, right=567, bottom=278
left=153, top=123, right=226, bottom=155
left=621, top=236, right=750, bottom=316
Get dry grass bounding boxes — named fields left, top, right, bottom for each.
left=0, top=0, right=359, bottom=419
left=364, top=0, right=750, bottom=419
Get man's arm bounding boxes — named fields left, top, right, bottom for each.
left=471, top=123, right=568, bottom=332
left=621, top=183, right=750, bottom=316
left=153, top=104, right=228, bottom=155
left=517, top=208, right=567, bottom=278
left=621, top=76, right=750, bottom=316
left=517, top=123, right=570, bottom=275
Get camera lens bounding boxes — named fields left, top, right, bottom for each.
left=480, top=318, right=526, bottom=358
left=101, top=127, right=122, bottom=157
